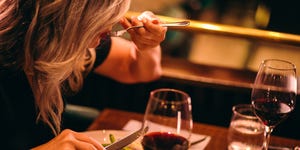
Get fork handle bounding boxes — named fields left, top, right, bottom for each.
left=160, top=21, right=190, bottom=27
left=127, top=21, right=190, bottom=30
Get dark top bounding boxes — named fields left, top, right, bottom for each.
left=0, top=36, right=112, bottom=150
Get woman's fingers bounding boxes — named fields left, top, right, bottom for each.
left=72, top=131, right=104, bottom=150
left=119, top=17, right=131, bottom=29
left=130, top=17, right=164, bottom=38
left=72, top=140, right=98, bottom=150
left=118, top=11, right=167, bottom=50
left=44, top=129, right=104, bottom=150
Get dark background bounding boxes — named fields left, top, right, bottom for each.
left=67, top=72, right=300, bottom=140
left=66, top=0, right=300, bottom=140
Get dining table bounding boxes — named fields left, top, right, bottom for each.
left=87, top=108, right=300, bottom=149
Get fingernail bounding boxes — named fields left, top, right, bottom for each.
left=152, top=19, right=159, bottom=24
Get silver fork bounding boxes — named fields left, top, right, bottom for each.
left=109, top=20, right=190, bottom=37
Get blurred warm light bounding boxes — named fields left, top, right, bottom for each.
left=268, top=32, right=281, bottom=38
left=255, top=3, right=271, bottom=28
left=126, top=11, right=300, bottom=46
left=200, top=24, right=221, bottom=31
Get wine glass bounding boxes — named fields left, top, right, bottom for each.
left=251, top=59, right=297, bottom=150
left=141, top=88, right=193, bottom=150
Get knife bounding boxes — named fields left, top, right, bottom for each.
left=105, top=126, right=148, bottom=150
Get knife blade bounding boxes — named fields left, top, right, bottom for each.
left=105, top=126, right=148, bottom=150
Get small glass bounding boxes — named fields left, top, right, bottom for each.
left=141, top=88, right=193, bottom=150
left=227, top=104, right=265, bottom=150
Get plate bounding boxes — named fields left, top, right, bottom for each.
left=82, top=130, right=143, bottom=150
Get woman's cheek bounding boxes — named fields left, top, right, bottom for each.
left=88, top=37, right=101, bottom=48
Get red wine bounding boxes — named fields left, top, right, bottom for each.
left=252, top=99, right=294, bottom=126
left=141, top=132, right=189, bottom=150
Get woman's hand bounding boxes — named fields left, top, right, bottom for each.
left=119, top=11, right=167, bottom=50
left=93, top=11, right=165, bottom=83
left=31, top=129, right=104, bottom=150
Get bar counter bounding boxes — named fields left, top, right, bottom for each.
left=88, top=108, right=300, bottom=149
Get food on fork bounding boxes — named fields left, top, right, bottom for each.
left=137, top=11, right=158, bottom=22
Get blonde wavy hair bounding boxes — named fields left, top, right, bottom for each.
left=0, top=0, right=130, bottom=135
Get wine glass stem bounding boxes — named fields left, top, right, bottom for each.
left=263, top=126, right=273, bottom=150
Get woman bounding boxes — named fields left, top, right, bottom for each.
left=0, top=0, right=167, bottom=149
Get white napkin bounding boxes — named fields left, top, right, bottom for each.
left=122, top=120, right=211, bottom=150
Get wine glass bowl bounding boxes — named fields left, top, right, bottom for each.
left=141, top=88, right=193, bottom=150
left=251, top=59, right=297, bottom=150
